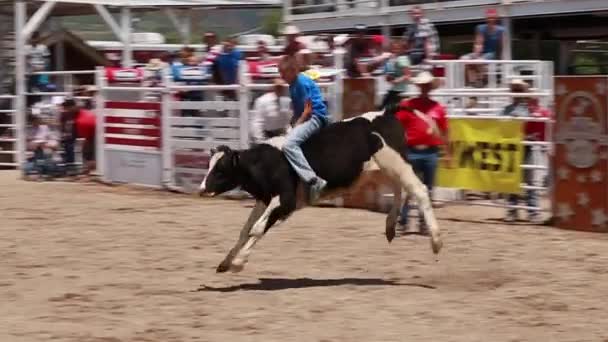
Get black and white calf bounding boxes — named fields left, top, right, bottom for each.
left=200, top=110, right=443, bottom=273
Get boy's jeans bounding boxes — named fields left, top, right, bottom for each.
left=283, top=115, right=327, bottom=184
left=399, top=147, right=440, bottom=227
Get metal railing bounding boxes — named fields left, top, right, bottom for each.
left=0, top=94, right=17, bottom=167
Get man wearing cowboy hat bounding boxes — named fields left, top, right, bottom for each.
left=394, top=71, right=449, bottom=234
left=502, top=78, right=544, bottom=223
left=283, top=25, right=306, bottom=56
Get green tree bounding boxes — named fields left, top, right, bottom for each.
left=261, top=9, right=282, bottom=36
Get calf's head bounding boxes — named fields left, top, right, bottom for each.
left=199, top=145, right=241, bottom=197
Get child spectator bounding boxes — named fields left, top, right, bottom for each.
left=381, top=40, right=410, bottom=113
left=23, top=114, right=60, bottom=180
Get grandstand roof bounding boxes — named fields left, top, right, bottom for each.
left=0, top=0, right=281, bottom=16
left=17, top=0, right=281, bottom=7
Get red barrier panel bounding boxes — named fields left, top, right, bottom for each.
left=105, top=101, right=161, bottom=111
left=105, top=137, right=161, bottom=148
left=105, top=116, right=160, bottom=126
left=103, top=100, right=162, bottom=149
left=105, top=126, right=160, bottom=137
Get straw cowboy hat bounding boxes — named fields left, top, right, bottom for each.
left=282, top=25, right=300, bottom=35
left=412, top=71, right=440, bottom=89
left=509, top=78, right=529, bottom=92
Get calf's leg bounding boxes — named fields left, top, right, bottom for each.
left=216, top=200, right=267, bottom=273
left=229, top=192, right=297, bottom=272
left=372, top=139, right=443, bottom=255
left=385, top=182, right=402, bottom=243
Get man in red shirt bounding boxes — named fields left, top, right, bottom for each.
left=394, top=71, right=449, bottom=234
left=62, top=99, right=97, bottom=179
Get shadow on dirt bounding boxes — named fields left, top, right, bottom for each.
left=196, top=277, right=436, bottom=292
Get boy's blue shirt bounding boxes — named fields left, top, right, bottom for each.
left=288, top=73, right=328, bottom=122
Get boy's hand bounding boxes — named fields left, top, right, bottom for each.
left=302, top=99, right=313, bottom=118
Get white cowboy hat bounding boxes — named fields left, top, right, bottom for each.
left=509, top=78, right=529, bottom=91
left=282, top=25, right=300, bottom=35
left=412, top=71, right=440, bottom=89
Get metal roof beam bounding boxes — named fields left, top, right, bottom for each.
left=94, top=4, right=125, bottom=42
left=22, top=0, right=56, bottom=41
left=164, top=8, right=191, bottom=44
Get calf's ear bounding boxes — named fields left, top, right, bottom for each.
left=210, top=148, right=217, bottom=156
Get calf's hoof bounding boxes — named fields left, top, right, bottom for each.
left=216, top=261, right=231, bottom=273
left=385, top=227, right=395, bottom=243
left=430, top=236, right=443, bottom=255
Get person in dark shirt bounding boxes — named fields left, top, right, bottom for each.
left=345, top=24, right=370, bottom=78
left=216, top=39, right=243, bottom=101
left=59, top=98, right=79, bottom=173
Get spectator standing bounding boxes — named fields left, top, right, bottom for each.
left=25, top=31, right=50, bottom=105
left=256, top=40, right=273, bottom=61
left=202, top=32, right=222, bottom=63
left=502, top=79, right=546, bottom=223
left=283, top=25, right=306, bottom=56
left=394, top=72, right=450, bottom=234
left=345, top=24, right=371, bottom=78
left=403, top=6, right=439, bottom=67
left=216, top=39, right=243, bottom=101
left=461, top=8, right=506, bottom=87
left=74, top=101, right=97, bottom=180
left=250, top=78, right=292, bottom=143
left=181, top=55, right=205, bottom=116
left=202, top=32, right=223, bottom=85
left=381, top=39, right=411, bottom=113
left=59, top=98, right=78, bottom=173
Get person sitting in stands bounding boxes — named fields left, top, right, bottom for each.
left=460, top=8, right=505, bottom=87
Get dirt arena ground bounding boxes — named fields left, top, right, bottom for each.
left=2, top=171, right=608, bottom=342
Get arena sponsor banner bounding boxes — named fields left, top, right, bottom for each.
left=436, top=119, right=524, bottom=194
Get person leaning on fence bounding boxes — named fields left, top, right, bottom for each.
left=394, top=72, right=450, bottom=235
left=380, top=39, right=411, bottom=113
left=501, top=79, right=544, bottom=224
left=216, top=38, right=243, bottom=101
left=345, top=24, right=372, bottom=78
left=250, top=78, right=292, bottom=144
left=460, top=8, right=505, bottom=88
left=403, top=6, right=440, bottom=67
left=73, top=101, right=97, bottom=180
left=59, top=98, right=78, bottom=174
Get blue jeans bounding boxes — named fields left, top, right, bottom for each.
left=23, top=148, right=59, bottom=177
left=283, top=115, right=327, bottom=184
left=62, top=139, right=75, bottom=164
left=507, top=147, right=539, bottom=216
left=399, top=147, right=440, bottom=226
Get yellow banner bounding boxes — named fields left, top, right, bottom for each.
left=437, top=119, right=524, bottom=194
